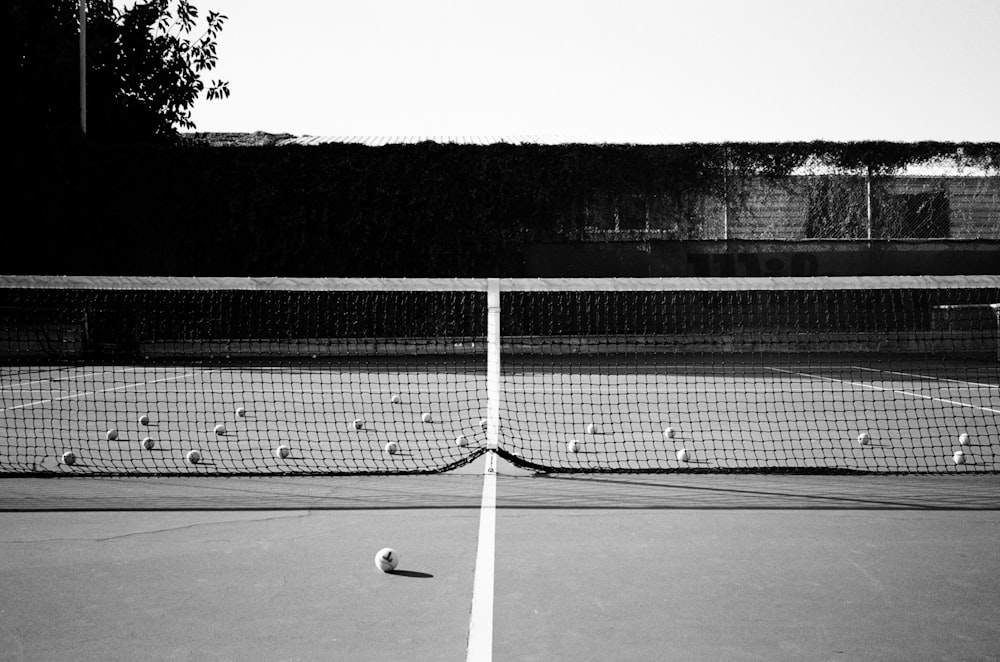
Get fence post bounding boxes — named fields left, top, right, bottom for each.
left=79, top=0, right=87, bottom=135
left=723, top=144, right=729, bottom=240
left=865, top=164, right=873, bottom=241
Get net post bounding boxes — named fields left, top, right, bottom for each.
left=486, top=279, right=500, bottom=450
left=79, top=0, right=87, bottom=135
left=993, top=304, right=1000, bottom=361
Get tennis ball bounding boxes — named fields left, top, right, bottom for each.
left=858, top=432, right=870, bottom=446
left=390, top=395, right=401, bottom=404
left=275, top=444, right=290, bottom=459
left=479, top=418, right=488, bottom=431
left=959, top=433, right=970, bottom=446
left=61, top=451, right=76, bottom=466
left=352, top=418, right=364, bottom=430
left=421, top=412, right=432, bottom=423
left=663, top=427, right=675, bottom=440
left=953, top=450, right=966, bottom=465
left=567, top=439, right=580, bottom=453
left=374, top=548, right=399, bottom=573
left=213, top=423, right=226, bottom=435
left=141, top=436, right=155, bottom=450
left=456, top=435, right=469, bottom=447
left=236, top=407, right=246, bottom=418
left=106, top=428, right=118, bottom=441
left=676, top=447, right=690, bottom=462
left=385, top=441, right=399, bottom=455
left=186, top=450, right=202, bottom=464
left=584, top=423, right=596, bottom=434
left=138, top=415, right=150, bottom=426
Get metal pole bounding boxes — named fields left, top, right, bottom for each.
left=865, top=165, right=872, bottom=241
left=79, top=0, right=87, bottom=134
left=722, top=144, right=729, bottom=240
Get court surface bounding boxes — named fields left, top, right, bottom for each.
left=2, top=362, right=1000, bottom=660
left=2, top=464, right=1000, bottom=661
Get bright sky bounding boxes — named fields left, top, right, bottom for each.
left=179, top=0, right=1000, bottom=141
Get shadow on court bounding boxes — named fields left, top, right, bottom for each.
left=2, top=471, right=999, bottom=511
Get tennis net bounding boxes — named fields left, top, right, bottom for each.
left=1, top=276, right=998, bottom=474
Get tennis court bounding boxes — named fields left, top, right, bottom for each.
left=3, top=465, right=1000, bottom=661
left=2, top=276, right=1000, bottom=660
left=2, top=357, right=999, bottom=474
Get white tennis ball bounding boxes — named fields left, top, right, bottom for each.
left=213, top=423, right=226, bottom=435
left=479, top=418, right=488, bottom=431
left=663, top=427, right=675, bottom=440
left=584, top=423, right=596, bottom=434
left=421, top=412, right=432, bottom=423
left=186, top=450, right=202, bottom=464
left=384, top=441, right=399, bottom=455
left=374, top=548, right=399, bottom=573
left=138, top=415, right=150, bottom=426
left=953, top=450, right=966, bottom=465
left=390, top=394, right=401, bottom=404
left=275, top=444, right=290, bottom=459
left=141, top=437, right=155, bottom=450
left=858, top=432, right=870, bottom=446
left=235, top=407, right=246, bottom=418
left=676, top=447, right=690, bottom=462
left=352, top=418, right=364, bottom=430
left=456, top=435, right=468, bottom=447
left=61, top=451, right=76, bottom=465
left=106, top=428, right=118, bottom=441
left=567, top=439, right=580, bottom=453
left=959, top=433, right=970, bottom=446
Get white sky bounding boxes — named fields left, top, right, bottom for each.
left=177, top=0, right=1000, bottom=141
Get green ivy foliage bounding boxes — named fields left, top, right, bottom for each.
left=6, top=140, right=999, bottom=276
left=6, top=0, right=229, bottom=143
left=726, top=141, right=1000, bottom=176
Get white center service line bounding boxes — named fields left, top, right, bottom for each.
left=0, top=370, right=214, bottom=412
left=766, top=367, right=1000, bottom=414
left=467, top=451, right=497, bottom=662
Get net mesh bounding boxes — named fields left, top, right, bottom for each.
left=498, top=282, right=999, bottom=473
left=0, top=280, right=488, bottom=475
left=1, top=276, right=998, bottom=475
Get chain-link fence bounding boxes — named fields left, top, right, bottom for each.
left=580, top=172, right=1000, bottom=241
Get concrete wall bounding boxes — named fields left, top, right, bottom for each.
left=523, top=240, right=1000, bottom=278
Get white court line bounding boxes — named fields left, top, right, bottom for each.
left=0, top=377, right=58, bottom=389
left=467, top=452, right=497, bottom=662
left=0, top=368, right=140, bottom=390
left=851, top=366, right=1000, bottom=390
left=144, top=383, right=857, bottom=398
left=0, top=370, right=214, bottom=412
left=500, top=384, right=841, bottom=392
left=766, top=367, right=1000, bottom=415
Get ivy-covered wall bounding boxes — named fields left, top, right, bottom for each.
left=7, top=137, right=1000, bottom=276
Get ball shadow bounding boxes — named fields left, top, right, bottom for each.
left=390, top=569, right=434, bottom=579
